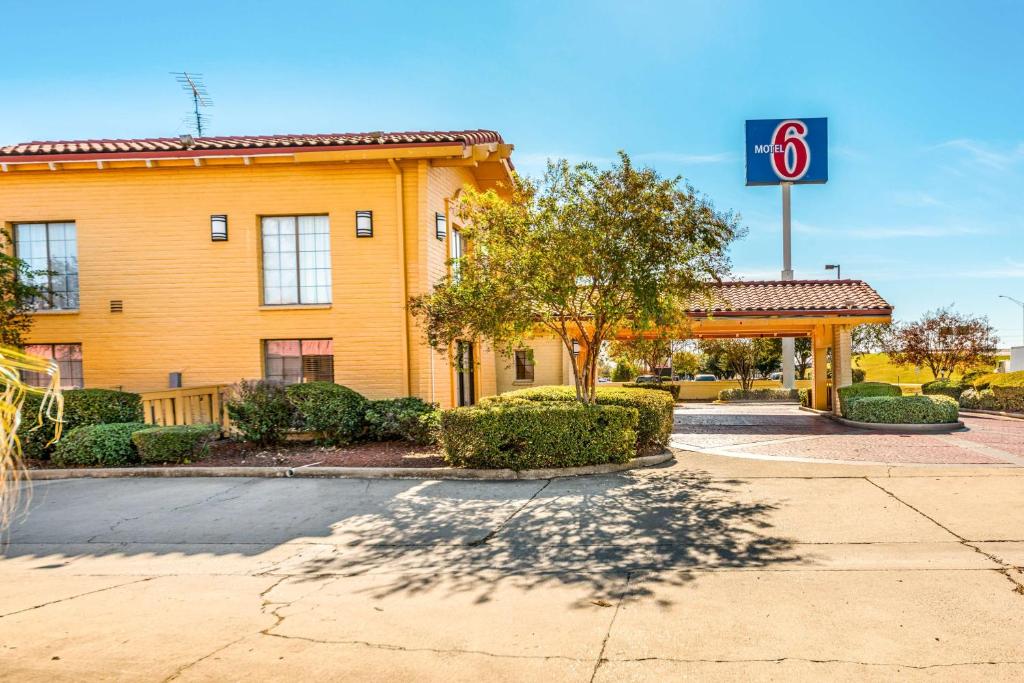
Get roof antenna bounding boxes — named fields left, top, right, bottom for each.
left=171, top=72, right=212, bottom=137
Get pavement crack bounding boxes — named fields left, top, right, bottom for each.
left=589, top=571, right=632, bottom=683
left=162, top=635, right=248, bottom=681
left=865, top=477, right=1024, bottom=596
left=613, top=655, right=1024, bottom=669
left=0, top=577, right=155, bottom=618
left=467, top=479, right=552, bottom=547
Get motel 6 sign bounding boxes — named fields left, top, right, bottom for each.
left=745, top=117, right=828, bottom=186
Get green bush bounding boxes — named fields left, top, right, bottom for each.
left=970, top=373, right=1003, bottom=390
left=799, top=388, right=812, bottom=408
left=921, top=379, right=966, bottom=400
left=851, top=367, right=866, bottom=383
left=286, top=382, right=367, bottom=445
left=718, top=388, right=799, bottom=402
left=52, top=422, right=149, bottom=467
left=837, top=382, right=902, bottom=418
left=622, top=383, right=681, bottom=400
left=986, top=371, right=1024, bottom=413
left=225, top=380, right=296, bottom=446
left=439, top=402, right=638, bottom=469
left=845, top=395, right=959, bottom=424
left=959, top=388, right=1001, bottom=411
left=489, top=386, right=674, bottom=450
left=364, top=397, right=439, bottom=445
left=19, top=388, right=143, bottom=460
left=611, top=363, right=633, bottom=382
left=132, top=423, right=220, bottom=464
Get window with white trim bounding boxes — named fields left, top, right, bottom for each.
left=264, top=339, right=334, bottom=384
left=14, top=222, right=79, bottom=310
left=22, top=343, right=84, bottom=389
left=261, top=215, right=331, bottom=305
left=450, top=226, right=467, bottom=281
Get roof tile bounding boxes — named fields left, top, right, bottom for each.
left=688, top=280, right=892, bottom=316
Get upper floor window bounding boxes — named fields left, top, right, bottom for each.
left=514, top=348, right=535, bottom=382
left=14, top=222, right=79, bottom=310
left=261, top=215, right=331, bottom=305
left=450, top=226, right=467, bottom=280
left=264, top=338, right=334, bottom=384
left=22, top=343, right=84, bottom=389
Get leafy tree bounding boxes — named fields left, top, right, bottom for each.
left=671, top=350, right=701, bottom=378
left=754, top=338, right=782, bottom=378
left=794, top=337, right=812, bottom=379
left=0, top=230, right=46, bottom=346
left=608, top=336, right=673, bottom=375
left=409, top=153, right=740, bottom=403
left=697, top=338, right=779, bottom=392
left=851, top=322, right=890, bottom=366
left=882, top=308, right=998, bottom=379
left=611, top=361, right=634, bottom=382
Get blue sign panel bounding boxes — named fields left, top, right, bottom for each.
left=745, top=117, right=828, bottom=186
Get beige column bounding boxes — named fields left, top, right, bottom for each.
left=832, top=324, right=853, bottom=414
left=812, top=329, right=830, bottom=411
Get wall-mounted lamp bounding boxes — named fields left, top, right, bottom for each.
left=572, top=340, right=580, bottom=356
left=211, top=214, right=228, bottom=241
left=435, top=212, right=447, bottom=241
left=356, top=210, right=373, bottom=238
left=825, top=263, right=841, bottom=279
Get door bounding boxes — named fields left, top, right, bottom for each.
left=456, top=341, right=476, bottom=406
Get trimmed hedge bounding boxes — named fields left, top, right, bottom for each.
left=986, top=371, right=1024, bottom=413
left=844, top=395, right=959, bottom=424
left=959, top=388, right=1001, bottom=411
left=225, top=380, right=295, bottom=446
left=921, top=379, right=966, bottom=400
left=622, top=383, right=681, bottom=400
left=19, top=389, right=143, bottom=460
left=52, top=422, right=149, bottom=467
left=364, top=397, right=439, bottom=445
left=851, top=367, right=866, bottom=384
left=489, top=386, right=674, bottom=449
left=837, top=382, right=902, bottom=418
left=286, top=382, right=367, bottom=445
left=718, top=388, right=799, bottom=402
left=439, top=402, right=638, bottom=469
left=132, top=423, right=220, bottom=464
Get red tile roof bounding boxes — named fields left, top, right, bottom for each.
left=0, top=129, right=505, bottom=160
left=687, top=280, right=893, bottom=317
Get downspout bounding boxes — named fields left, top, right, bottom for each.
left=388, top=158, right=412, bottom=396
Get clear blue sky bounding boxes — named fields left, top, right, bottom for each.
left=5, top=1, right=1023, bottom=346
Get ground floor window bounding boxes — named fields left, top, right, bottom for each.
left=264, top=339, right=334, bottom=384
left=514, top=348, right=535, bottom=382
left=456, top=340, right=475, bottom=406
left=22, top=343, right=84, bottom=389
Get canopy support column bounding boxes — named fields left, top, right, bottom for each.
left=812, top=326, right=830, bottom=411
left=831, top=324, right=853, bottom=415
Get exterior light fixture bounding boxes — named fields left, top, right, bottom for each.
left=825, top=263, right=841, bottom=279
left=435, top=212, right=447, bottom=241
left=356, top=210, right=373, bottom=238
left=211, top=214, right=228, bottom=241
left=572, top=340, right=580, bottom=356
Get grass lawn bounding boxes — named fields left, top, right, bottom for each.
left=852, top=353, right=1009, bottom=385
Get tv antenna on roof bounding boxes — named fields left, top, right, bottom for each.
left=171, top=71, right=212, bottom=137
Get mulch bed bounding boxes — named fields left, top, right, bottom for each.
left=28, top=439, right=447, bottom=470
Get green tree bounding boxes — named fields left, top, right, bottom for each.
left=671, top=350, right=701, bottom=378
left=698, top=338, right=779, bottom=392
left=794, top=337, right=812, bottom=379
left=883, top=308, right=998, bottom=379
left=608, top=336, right=673, bottom=375
left=0, top=230, right=46, bottom=346
left=611, top=361, right=634, bottom=382
left=409, top=153, right=740, bottom=403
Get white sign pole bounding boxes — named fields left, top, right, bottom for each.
left=781, top=182, right=795, bottom=389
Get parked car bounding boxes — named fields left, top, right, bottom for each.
left=693, top=374, right=718, bottom=382
left=634, top=375, right=661, bottom=384
left=769, top=371, right=782, bottom=381
left=598, top=377, right=611, bottom=383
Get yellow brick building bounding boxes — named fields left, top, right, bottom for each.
left=0, top=129, right=571, bottom=408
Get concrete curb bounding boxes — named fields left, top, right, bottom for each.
left=714, top=400, right=800, bottom=405
left=959, top=408, right=1024, bottom=421
left=829, top=415, right=966, bottom=433
left=26, top=451, right=675, bottom=482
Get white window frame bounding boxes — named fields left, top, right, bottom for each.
left=260, top=215, right=332, bottom=305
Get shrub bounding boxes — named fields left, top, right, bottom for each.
left=225, top=380, right=296, bottom=446
left=52, top=422, right=149, bottom=467
left=851, top=367, right=866, bottom=383
left=132, top=423, right=220, bottom=464
left=799, top=388, right=812, bottom=408
left=439, top=402, right=638, bottom=469
left=970, top=373, right=1002, bottom=390
left=364, top=397, right=439, bottom=445
left=19, top=388, right=143, bottom=460
left=985, top=372, right=1024, bottom=413
left=845, top=395, right=959, bottom=424
left=959, top=388, right=1001, bottom=411
left=921, top=379, right=966, bottom=400
left=622, top=383, right=681, bottom=400
left=718, top=388, right=799, bottom=402
left=285, top=382, right=367, bottom=445
left=837, top=382, right=902, bottom=418
left=489, top=386, right=674, bottom=450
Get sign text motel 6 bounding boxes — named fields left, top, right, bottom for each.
left=745, top=117, right=828, bottom=185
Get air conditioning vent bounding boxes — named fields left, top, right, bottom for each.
left=110, top=300, right=124, bottom=313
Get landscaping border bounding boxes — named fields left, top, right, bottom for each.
left=829, top=415, right=965, bottom=433
left=959, top=408, right=1024, bottom=421
left=26, top=450, right=674, bottom=481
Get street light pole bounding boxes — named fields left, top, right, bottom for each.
left=780, top=183, right=795, bottom=389
left=999, top=295, right=1024, bottom=346
left=825, top=263, right=841, bottom=280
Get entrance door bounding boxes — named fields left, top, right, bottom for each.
left=456, top=341, right=475, bottom=406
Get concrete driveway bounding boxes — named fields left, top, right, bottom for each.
left=2, top=454, right=1024, bottom=681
